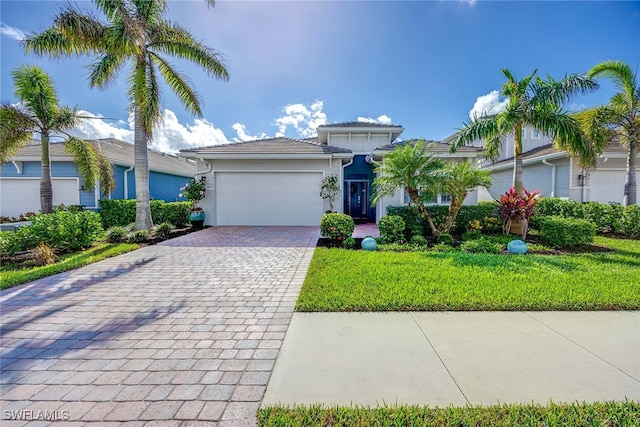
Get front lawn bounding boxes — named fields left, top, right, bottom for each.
left=0, top=243, right=138, bottom=290
left=258, top=401, right=639, bottom=427
left=296, top=236, right=640, bottom=311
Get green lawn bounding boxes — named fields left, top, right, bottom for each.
left=259, top=401, right=639, bottom=427
left=1, top=243, right=138, bottom=290
left=296, top=236, right=640, bottom=311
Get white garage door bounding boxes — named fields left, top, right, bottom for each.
left=590, top=171, right=628, bottom=204
left=216, top=172, right=324, bottom=225
left=0, top=178, right=79, bottom=218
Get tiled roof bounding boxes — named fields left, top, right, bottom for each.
left=376, top=139, right=482, bottom=153
left=179, top=137, right=352, bottom=155
left=487, top=142, right=628, bottom=167
left=317, top=121, right=403, bottom=129
left=11, top=138, right=194, bottom=177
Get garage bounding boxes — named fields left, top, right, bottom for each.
left=589, top=171, right=628, bottom=204
left=215, top=171, right=324, bottom=226
left=0, top=177, right=79, bottom=217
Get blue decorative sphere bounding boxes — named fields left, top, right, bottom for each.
left=507, top=239, right=528, bottom=254
left=361, top=236, right=377, bottom=251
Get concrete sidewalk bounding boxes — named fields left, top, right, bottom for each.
left=263, top=311, right=640, bottom=407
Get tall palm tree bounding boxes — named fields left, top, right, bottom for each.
left=0, top=65, right=114, bottom=214
left=450, top=68, right=598, bottom=195
left=437, top=161, right=492, bottom=234
left=24, top=0, right=229, bottom=230
left=576, top=60, right=639, bottom=206
left=372, top=140, right=445, bottom=236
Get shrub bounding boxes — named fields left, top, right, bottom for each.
left=342, top=237, right=356, bottom=249
left=157, top=202, right=191, bottom=227
left=462, top=230, right=483, bottom=241
left=386, top=203, right=499, bottom=236
left=128, top=229, right=151, bottom=243
left=99, top=199, right=191, bottom=228
left=460, top=237, right=503, bottom=254
left=537, top=216, right=596, bottom=248
left=378, top=215, right=406, bottom=243
left=154, top=222, right=174, bottom=239
left=410, top=234, right=427, bottom=246
left=106, top=226, right=128, bottom=243
left=0, top=227, right=37, bottom=255
left=377, top=243, right=414, bottom=252
left=616, top=205, right=640, bottom=239
left=431, top=243, right=454, bottom=252
left=32, top=242, right=58, bottom=266
left=320, top=213, right=355, bottom=243
left=438, top=233, right=454, bottom=245
left=29, top=211, right=104, bottom=251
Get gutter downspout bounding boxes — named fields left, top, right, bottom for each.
left=541, top=159, right=556, bottom=197
left=195, top=158, right=212, bottom=176
left=341, top=157, right=354, bottom=214
left=124, top=165, right=134, bottom=199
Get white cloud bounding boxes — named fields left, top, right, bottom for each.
left=71, top=109, right=231, bottom=154
left=232, top=123, right=268, bottom=142
left=469, top=90, right=508, bottom=120
left=274, top=100, right=327, bottom=138
left=0, top=22, right=26, bottom=41
left=357, top=115, right=393, bottom=125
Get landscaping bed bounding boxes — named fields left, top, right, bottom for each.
left=296, top=236, right=640, bottom=312
left=259, top=400, right=639, bottom=427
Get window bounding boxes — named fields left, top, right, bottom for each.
left=531, top=129, right=540, bottom=139
left=440, top=193, right=451, bottom=204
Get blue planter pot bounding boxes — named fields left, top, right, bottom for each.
left=189, top=210, right=205, bottom=230
left=361, top=236, right=377, bottom=251
left=507, top=239, right=528, bottom=254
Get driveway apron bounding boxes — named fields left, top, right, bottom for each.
left=1, top=226, right=319, bottom=426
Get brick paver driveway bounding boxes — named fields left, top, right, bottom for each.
left=1, top=226, right=319, bottom=426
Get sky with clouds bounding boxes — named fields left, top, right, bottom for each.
left=1, top=1, right=639, bottom=153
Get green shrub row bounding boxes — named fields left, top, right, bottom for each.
left=536, top=198, right=639, bottom=238
left=378, top=215, right=406, bottom=243
left=0, top=211, right=104, bottom=255
left=386, top=202, right=498, bottom=237
left=99, top=199, right=191, bottom=228
left=536, top=216, right=597, bottom=248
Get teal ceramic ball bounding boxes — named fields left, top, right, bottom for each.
left=361, top=236, right=377, bottom=251
left=507, top=239, right=528, bottom=254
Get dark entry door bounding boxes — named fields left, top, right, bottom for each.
left=346, top=181, right=368, bottom=219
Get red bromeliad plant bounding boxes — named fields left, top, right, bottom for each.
left=497, top=187, right=541, bottom=239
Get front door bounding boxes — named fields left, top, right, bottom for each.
left=345, top=180, right=368, bottom=220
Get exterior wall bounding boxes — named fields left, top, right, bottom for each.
left=327, top=133, right=393, bottom=154
left=343, top=155, right=376, bottom=221
left=585, top=157, right=640, bottom=203
left=199, top=158, right=342, bottom=226
left=150, top=171, right=190, bottom=202
left=496, top=127, right=554, bottom=161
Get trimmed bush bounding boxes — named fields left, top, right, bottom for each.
left=438, top=233, right=454, bottom=245
left=0, top=227, right=37, bottom=255
left=462, top=230, right=483, bottom=241
left=99, top=199, right=190, bottom=228
left=537, top=216, right=596, bottom=248
left=460, top=237, right=503, bottom=254
left=106, top=226, right=128, bottom=243
left=320, top=213, right=355, bottom=243
left=378, top=215, right=406, bottom=243
left=386, top=203, right=499, bottom=236
left=342, top=237, right=356, bottom=249
left=410, top=234, right=427, bottom=246
left=29, top=211, right=105, bottom=252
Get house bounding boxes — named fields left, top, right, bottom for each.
left=0, top=138, right=194, bottom=218
left=441, top=126, right=639, bottom=203
left=178, top=122, right=483, bottom=226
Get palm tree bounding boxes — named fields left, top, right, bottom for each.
left=0, top=65, right=114, bottom=214
left=372, top=140, right=445, bottom=236
left=575, top=60, right=638, bottom=206
left=437, top=161, right=492, bottom=234
left=24, top=0, right=229, bottom=230
left=450, top=68, right=598, bottom=196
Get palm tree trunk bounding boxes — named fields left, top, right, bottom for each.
left=40, top=132, right=53, bottom=214
left=513, top=126, right=524, bottom=195
left=407, top=188, right=439, bottom=236
left=133, top=106, right=154, bottom=230
left=624, top=142, right=637, bottom=206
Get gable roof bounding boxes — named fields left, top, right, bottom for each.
left=376, top=139, right=481, bottom=154
left=317, top=121, right=403, bottom=129
left=9, top=138, right=194, bottom=177
left=179, top=137, right=352, bottom=157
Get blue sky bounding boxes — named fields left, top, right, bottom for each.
left=1, top=1, right=639, bottom=153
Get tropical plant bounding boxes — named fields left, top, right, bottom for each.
left=0, top=65, right=114, bottom=213
left=575, top=60, right=639, bottom=206
left=180, top=178, right=206, bottom=211
left=372, top=141, right=445, bottom=236
left=319, top=175, right=341, bottom=211
left=436, top=161, right=492, bottom=234
left=450, top=68, right=598, bottom=195
left=497, top=187, right=540, bottom=239
left=24, top=0, right=229, bottom=230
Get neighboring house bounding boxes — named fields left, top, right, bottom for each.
left=178, top=122, right=484, bottom=226
left=441, top=125, right=639, bottom=204
left=0, top=138, right=194, bottom=218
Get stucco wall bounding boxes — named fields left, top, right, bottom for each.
left=328, top=133, right=392, bottom=154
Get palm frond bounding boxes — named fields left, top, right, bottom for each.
left=133, top=0, right=166, bottom=23
left=12, top=65, right=60, bottom=127
left=589, top=60, right=638, bottom=99
left=0, top=104, right=38, bottom=163
left=97, top=151, right=116, bottom=196
left=54, top=7, right=108, bottom=50
left=89, top=53, right=126, bottom=89
left=531, top=73, right=598, bottom=107
left=149, top=52, right=201, bottom=116
left=63, top=137, right=99, bottom=190
left=49, top=106, right=80, bottom=131
left=451, top=116, right=500, bottom=153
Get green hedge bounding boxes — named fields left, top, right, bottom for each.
left=320, top=213, right=355, bottom=243
left=99, top=199, right=190, bottom=228
left=536, top=198, right=639, bottom=238
left=386, top=202, right=498, bottom=236
left=378, top=215, right=406, bottom=243
left=537, top=215, right=597, bottom=248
